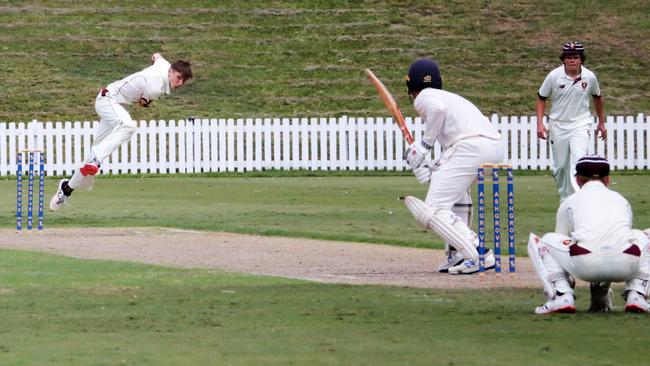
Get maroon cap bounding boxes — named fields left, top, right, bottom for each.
left=575, top=155, right=610, bottom=178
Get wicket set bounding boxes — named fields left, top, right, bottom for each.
left=16, top=149, right=45, bottom=232
left=477, top=164, right=515, bottom=274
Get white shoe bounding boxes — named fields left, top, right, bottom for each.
left=624, top=291, right=650, bottom=313
left=589, top=282, right=613, bottom=312
left=448, top=249, right=495, bottom=275
left=437, top=251, right=464, bottom=273
left=535, top=292, right=576, bottom=314
left=49, top=179, right=70, bottom=212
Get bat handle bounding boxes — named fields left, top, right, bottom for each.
left=403, top=129, right=414, bottom=144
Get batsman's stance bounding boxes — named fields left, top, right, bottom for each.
left=528, top=156, right=650, bottom=314
left=402, top=59, right=505, bottom=275
left=49, top=53, right=192, bottom=211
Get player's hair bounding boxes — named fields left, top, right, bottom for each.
left=171, top=60, right=193, bottom=81
left=559, top=41, right=586, bottom=62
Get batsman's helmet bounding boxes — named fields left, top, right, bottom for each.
left=560, top=41, right=586, bottom=62
left=406, top=59, right=442, bottom=93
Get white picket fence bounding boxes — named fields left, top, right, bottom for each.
left=1, top=114, right=648, bottom=176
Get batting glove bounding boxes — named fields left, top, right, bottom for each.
left=405, top=141, right=432, bottom=170
left=413, top=163, right=433, bottom=184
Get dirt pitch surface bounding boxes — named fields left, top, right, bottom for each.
left=0, top=227, right=590, bottom=289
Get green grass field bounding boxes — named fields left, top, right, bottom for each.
left=1, top=174, right=650, bottom=364
left=1, top=1, right=648, bottom=123
left=3, top=174, right=650, bottom=250
left=1, top=250, right=649, bottom=366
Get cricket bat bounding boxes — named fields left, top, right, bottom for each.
left=364, top=68, right=414, bottom=144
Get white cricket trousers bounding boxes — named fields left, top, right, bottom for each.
left=425, top=136, right=505, bottom=255
left=548, top=118, right=592, bottom=201
left=425, top=136, right=505, bottom=211
left=68, top=94, right=137, bottom=190
left=541, top=230, right=650, bottom=296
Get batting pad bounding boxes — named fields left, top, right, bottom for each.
left=404, top=196, right=478, bottom=261
left=527, top=233, right=557, bottom=299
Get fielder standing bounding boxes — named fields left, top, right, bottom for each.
left=536, top=41, right=606, bottom=202
left=528, top=155, right=650, bottom=314
left=402, top=59, right=506, bottom=275
left=49, top=53, right=193, bottom=211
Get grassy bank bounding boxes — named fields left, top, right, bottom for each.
left=1, top=1, right=648, bottom=123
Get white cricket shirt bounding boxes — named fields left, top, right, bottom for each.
left=105, top=57, right=172, bottom=105
left=413, top=88, right=500, bottom=150
left=538, top=65, right=601, bottom=123
left=555, top=180, right=633, bottom=251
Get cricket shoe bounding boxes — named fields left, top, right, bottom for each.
left=49, top=179, right=71, bottom=212
left=80, top=162, right=99, bottom=176
left=624, top=291, right=650, bottom=313
left=448, top=249, right=495, bottom=275
left=534, top=292, right=576, bottom=314
left=588, top=282, right=613, bottom=313
left=437, top=251, right=464, bottom=273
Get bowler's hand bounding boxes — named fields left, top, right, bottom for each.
left=139, top=97, right=152, bottom=108
left=151, top=52, right=162, bottom=64
left=596, top=122, right=607, bottom=141
left=537, top=123, right=548, bottom=140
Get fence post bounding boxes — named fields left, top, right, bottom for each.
left=3, top=116, right=650, bottom=175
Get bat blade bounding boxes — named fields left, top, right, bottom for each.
left=364, top=68, right=414, bottom=144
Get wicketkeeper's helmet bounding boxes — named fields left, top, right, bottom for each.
left=560, top=41, right=586, bottom=62
left=406, top=59, right=442, bottom=93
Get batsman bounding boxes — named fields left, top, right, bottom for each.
left=401, top=59, right=505, bottom=274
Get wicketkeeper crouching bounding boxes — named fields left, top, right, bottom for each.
left=528, top=155, right=650, bottom=314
